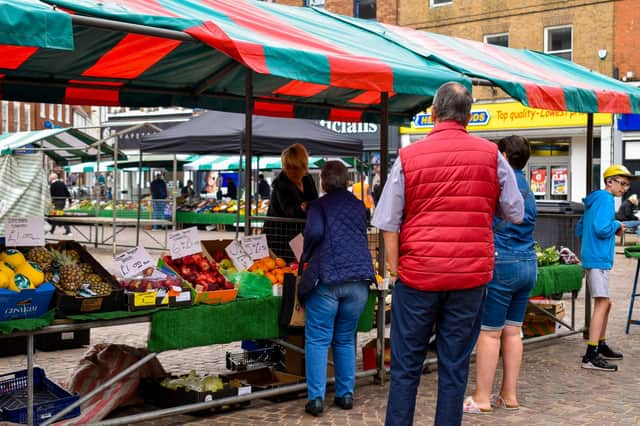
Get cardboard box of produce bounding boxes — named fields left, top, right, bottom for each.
left=522, top=300, right=565, bottom=338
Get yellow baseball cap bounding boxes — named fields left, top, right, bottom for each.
left=603, top=164, right=634, bottom=179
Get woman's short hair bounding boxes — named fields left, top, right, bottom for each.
left=498, top=135, right=531, bottom=170
left=281, top=143, right=309, bottom=174
left=321, top=161, right=349, bottom=193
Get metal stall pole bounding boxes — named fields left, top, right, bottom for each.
left=95, top=147, right=101, bottom=248
left=376, top=92, right=389, bottom=385
left=244, top=70, right=254, bottom=236
left=27, top=334, right=34, bottom=426
left=135, top=151, right=143, bottom=247
left=171, top=154, right=177, bottom=238
left=584, top=113, right=594, bottom=338
left=112, top=138, right=119, bottom=255
left=235, top=147, right=243, bottom=240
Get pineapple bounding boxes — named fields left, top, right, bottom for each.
left=64, top=249, right=81, bottom=263
left=50, top=249, right=83, bottom=292
left=79, top=263, right=93, bottom=275
left=27, top=247, right=53, bottom=270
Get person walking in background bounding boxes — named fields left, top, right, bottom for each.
left=49, top=172, right=72, bottom=236
left=257, top=174, right=271, bottom=200
left=150, top=172, right=168, bottom=230
left=300, top=161, right=375, bottom=417
left=576, top=165, right=631, bottom=372
left=225, top=177, right=237, bottom=199
left=464, top=135, right=537, bottom=414
left=615, top=193, right=640, bottom=237
left=181, top=180, right=195, bottom=198
left=372, top=82, right=524, bottom=426
left=264, top=143, right=318, bottom=261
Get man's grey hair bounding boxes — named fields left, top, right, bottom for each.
left=321, top=161, right=349, bottom=193
left=432, top=82, right=473, bottom=125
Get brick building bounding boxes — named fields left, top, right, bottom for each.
left=0, top=102, right=93, bottom=134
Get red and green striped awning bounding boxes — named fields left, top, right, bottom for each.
left=1, top=0, right=638, bottom=121
left=0, top=0, right=73, bottom=50
left=326, top=12, right=640, bottom=114
left=0, top=0, right=470, bottom=124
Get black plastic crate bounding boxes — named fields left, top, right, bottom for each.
left=0, top=336, right=30, bottom=357
left=35, top=330, right=90, bottom=352
left=225, top=346, right=284, bottom=371
left=0, top=367, right=80, bottom=425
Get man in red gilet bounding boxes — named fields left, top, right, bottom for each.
left=373, top=82, right=524, bottom=426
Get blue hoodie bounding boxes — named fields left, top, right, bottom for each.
left=576, top=190, right=621, bottom=269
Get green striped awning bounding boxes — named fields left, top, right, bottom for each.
left=184, top=155, right=321, bottom=171
left=0, top=128, right=127, bottom=165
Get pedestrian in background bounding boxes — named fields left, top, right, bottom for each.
left=257, top=173, right=271, bottom=200
left=615, top=193, right=640, bottom=237
left=49, top=172, right=72, bottom=236
left=150, top=172, right=168, bottom=230
left=576, top=164, right=630, bottom=372
left=465, top=135, right=536, bottom=414
left=372, top=82, right=524, bottom=426
left=300, top=161, right=375, bottom=417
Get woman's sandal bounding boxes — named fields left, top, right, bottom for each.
left=489, top=394, right=520, bottom=411
left=463, top=396, right=493, bottom=414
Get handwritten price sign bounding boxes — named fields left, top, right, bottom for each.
left=5, top=217, right=45, bottom=247
left=240, top=235, right=269, bottom=260
left=114, top=246, right=155, bottom=278
left=225, top=240, right=254, bottom=271
left=168, top=227, right=201, bottom=259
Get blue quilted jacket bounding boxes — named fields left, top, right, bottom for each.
left=300, top=189, right=375, bottom=298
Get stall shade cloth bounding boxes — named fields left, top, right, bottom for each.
left=327, top=12, right=640, bottom=114
left=0, top=0, right=471, bottom=124
left=0, top=152, right=50, bottom=237
left=0, top=128, right=127, bottom=165
left=0, top=0, right=73, bottom=49
left=125, top=111, right=363, bottom=156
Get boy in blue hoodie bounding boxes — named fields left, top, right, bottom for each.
left=576, top=164, right=632, bottom=371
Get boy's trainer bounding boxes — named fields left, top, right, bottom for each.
left=598, top=343, right=623, bottom=360
left=581, top=354, right=618, bottom=372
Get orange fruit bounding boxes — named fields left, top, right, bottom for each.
left=275, top=258, right=286, bottom=268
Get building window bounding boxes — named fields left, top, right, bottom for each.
left=13, top=103, right=20, bottom=131
left=65, top=105, right=70, bottom=123
left=1, top=101, right=8, bottom=132
left=430, top=0, right=452, bottom=7
left=24, top=104, right=31, bottom=131
left=57, top=104, right=63, bottom=122
left=355, top=0, right=376, bottom=19
left=49, top=104, right=54, bottom=119
left=40, top=103, right=45, bottom=118
left=545, top=25, right=572, bottom=60
left=484, top=33, right=509, bottom=47
left=305, top=0, right=324, bottom=7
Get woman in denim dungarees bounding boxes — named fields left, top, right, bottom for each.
left=464, top=135, right=537, bottom=414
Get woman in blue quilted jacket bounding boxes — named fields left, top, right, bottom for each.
left=300, top=161, right=376, bottom=417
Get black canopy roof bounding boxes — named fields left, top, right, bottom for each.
left=123, top=111, right=364, bottom=156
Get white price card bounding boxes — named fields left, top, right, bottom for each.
left=240, top=234, right=269, bottom=260
left=225, top=240, right=254, bottom=271
left=289, top=233, right=304, bottom=263
left=114, top=246, right=155, bottom=278
left=5, top=217, right=45, bottom=247
left=168, top=227, right=201, bottom=259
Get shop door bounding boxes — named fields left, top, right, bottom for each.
left=526, top=158, right=570, bottom=200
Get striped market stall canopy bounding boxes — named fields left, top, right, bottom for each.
left=0, top=0, right=73, bottom=50
left=184, top=155, right=322, bottom=171
left=0, top=128, right=127, bottom=165
left=0, top=0, right=470, bottom=124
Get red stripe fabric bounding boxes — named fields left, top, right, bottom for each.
left=64, top=87, right=120, bottom=106
left=193, top=0, right=394, bottom=91
left=254, top=101, right=295, bottom=118
left=596, top=91, right=631, bottom=113
left=82, top=34, right=181, bottom=79
left=524, top=84, right=566, bottom=111
left=348, top=91, right=395, bottom=105
left=186, top=23, right=269, bottom=73
left=274, top=81, right=329, bottom=97
left=0, top=45, right=38, bottom=69
left=329, top=108, right=363, bottom=122
left=114, top=0, right=179, bottom=17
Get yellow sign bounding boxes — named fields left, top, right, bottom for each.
left=401, top=101, right=612, bottom=134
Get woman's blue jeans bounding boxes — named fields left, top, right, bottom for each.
left=304, top=281, right=369, bottom=400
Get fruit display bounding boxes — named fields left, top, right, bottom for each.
left=160, top=371, right=224, bottom=393
left=176, top=199, right=269, bottom=215
left=247, top=256, right=293, bottom=286
left=119, top=270, right=184, bottom=292
left=0, top=249, right=46, bottom=291
left=162, top=253, right=235, bottom=292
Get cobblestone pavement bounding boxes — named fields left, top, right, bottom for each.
left=1, top=237, right=640, bottom=425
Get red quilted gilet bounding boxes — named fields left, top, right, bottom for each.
left=398, top=121, right=500, bottom=291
